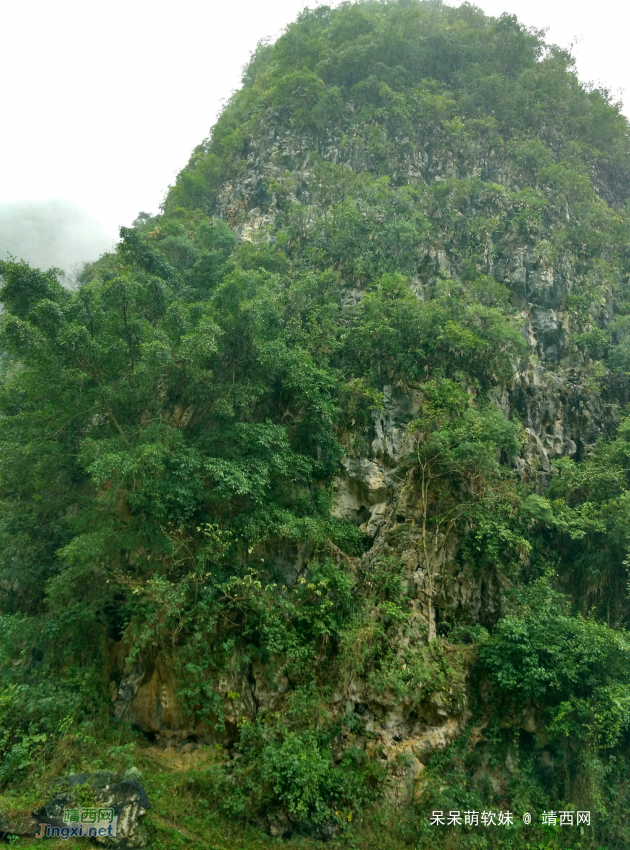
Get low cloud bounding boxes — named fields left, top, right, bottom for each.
left=0, top=199, right=113, bottom=276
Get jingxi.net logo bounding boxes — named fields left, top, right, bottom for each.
left=35, top=807, right=118, bottom=840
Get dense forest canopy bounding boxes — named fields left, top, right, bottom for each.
left=2, top=2, right=630, bottom=848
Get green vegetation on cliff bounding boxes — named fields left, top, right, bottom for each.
left=2, top=2, right=630, bottom=848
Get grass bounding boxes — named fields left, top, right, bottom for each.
left=0, top=728, right=595, bottom=850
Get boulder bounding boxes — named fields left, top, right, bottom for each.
left=26, top=769, right=151, bottom=847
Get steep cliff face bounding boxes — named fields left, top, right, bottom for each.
left=162, top=0, right=630, bottom=611
left=167, top=9, right=629, bottom=473
left=100, top=0, right=630, bottom=823
left=114, top=0, right=630, bottom=822
left=3, top=2, right=630, bottom=847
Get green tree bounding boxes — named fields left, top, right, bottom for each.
left=406, top=379, right=521, bottom=640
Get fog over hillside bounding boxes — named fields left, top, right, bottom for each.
left=0, top=199, right=113, bottom=275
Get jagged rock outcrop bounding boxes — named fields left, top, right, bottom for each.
left=113, top=652, right=185, bottom=739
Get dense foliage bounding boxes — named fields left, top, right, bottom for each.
left=2, top=2, right=630, bottom=848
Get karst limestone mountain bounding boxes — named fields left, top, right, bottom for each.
left=1, top=3, right=630, bottom=848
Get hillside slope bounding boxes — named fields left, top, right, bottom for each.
left=2, top=2, right=630, bottom=849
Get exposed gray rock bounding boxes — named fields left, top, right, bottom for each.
left=28, top=770, right=151, bottom=848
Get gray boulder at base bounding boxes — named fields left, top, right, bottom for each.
left=19, top=769, right=151, bottom=847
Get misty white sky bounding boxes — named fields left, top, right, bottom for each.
left=1, top=0, right=629, bottom=246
